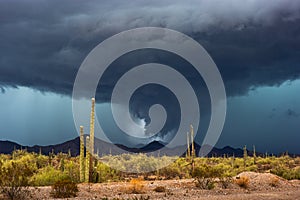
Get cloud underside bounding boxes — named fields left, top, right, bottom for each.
left=0, top=0, right=300, bottom=98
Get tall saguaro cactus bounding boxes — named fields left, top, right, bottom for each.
left=190, top=124, right=196, bottom=158
left=243, top=145, right=247, bottom=170
left=79, top=126, right=85, bottom=182
left=253, top=145, right=257, bottom=164
left=186, top=132, right=191, bottom=158
left=90, top=98, right=95, bottom=156
left=85, top=136, right=90, bottom=183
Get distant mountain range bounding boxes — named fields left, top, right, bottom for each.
left=0, top=137, right=294, bottom=157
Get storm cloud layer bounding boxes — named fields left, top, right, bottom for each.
left=1, top=0, right=300, bottom=152
left=1, top=0, right=300, bottom=98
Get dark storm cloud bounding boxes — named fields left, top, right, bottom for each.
left=268, top=108, right=300, bottom=119
left=286, top=109, right=299, bottom=118
left=0, top=0, right=300, bottom=98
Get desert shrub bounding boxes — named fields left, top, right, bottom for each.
left=192, top=164, right=223, bottom=190
left=11, top=150, right=29, bottom=159
left=126, top=179, right=145, bottom=194
left=96, top=162, right=121, bottom=183
left=270, top=165, right=288, bottom=178
left=195, top=178, right=215, bottom=190
left=271, top=165, right=300, bottom=180
left=35, top=155, right=48, bottom=169
left=294, top=157, right=300, bottom=165
left=160, top=162, right=181, bottom=179
left=30, top=166, right=70, bottom=186
left=64, top=160, right=80, bottom=182
left=219, top=177, right=233, bottom=189
left=50, top=179, right=78, bottom=198
left=0, top=159, right=35, bottom=200
left=153, top=186, right=166, bottom=192
left=269, top=177, right=279, bottom=187
left=235, top=176, right=250, bottom=189
left=243, top=164, right=258, bottom=173
left=175, top=158, right=192, bottom=178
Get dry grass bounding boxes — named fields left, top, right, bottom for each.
left=235, top=176, right=250, bottom=189
left=269, top=176, right=279, bottom=187
left=124, top=179, right=145, bottom=194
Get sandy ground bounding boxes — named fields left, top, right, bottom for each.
left=3, top=172, right=300, bottom=200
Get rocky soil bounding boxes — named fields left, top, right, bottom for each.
left=3, top=172, right=300, bottom=200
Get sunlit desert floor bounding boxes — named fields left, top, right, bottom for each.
left=26, top=172, right=300, bottom=200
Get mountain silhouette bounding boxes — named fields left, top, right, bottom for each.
left=0, top=137, right=285, bottom=157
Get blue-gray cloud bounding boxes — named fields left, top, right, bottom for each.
left=286, top=109, right=299, bottom=118
left=0, top=0, right=300, bottom=97
left=1, top=0, right=300, bottom=146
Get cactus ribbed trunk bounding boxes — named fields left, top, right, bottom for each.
left=190, top=125, right=195, bottom=158
left=79, top=126, right=85, bottom=182
left=85, top=136, right=90, bottom=183
left=243, top=145, right=247, bottom=170
left=90, top=98, right=95, bottom=156
left=186, top=132, right=191, bottom=158
left=89, top=98, right=95, bottom=183
left=253, top=145, right=257, bottom=164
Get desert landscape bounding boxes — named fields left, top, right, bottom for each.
left=1, top=1, right=300, bottom=200
left=1, top=148, right=300, bottom=200
left=29, top=173, right=300, bottom=200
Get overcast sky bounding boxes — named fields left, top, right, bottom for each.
left=0, top=0, right=300, bottom=154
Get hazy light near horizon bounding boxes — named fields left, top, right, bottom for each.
left=0, top=79, right=299, bottom=153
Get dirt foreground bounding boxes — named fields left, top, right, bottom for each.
left=21, top=172, right=300, bottom=199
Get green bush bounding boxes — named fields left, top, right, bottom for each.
left=271, top=165, right=300, bottom=180
left=0, top=159, right=35, bottom=200
left=96, top=162, right=120, bottom=183
left=192, top=164, right=223, bottom=190
left=30, top=166, right=70, bottom=186
left=35, top=155, right=49, bottom=169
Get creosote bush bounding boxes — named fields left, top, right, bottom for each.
left=192, top=164, right=223, bottom=190
left=270, top=165, right=300, bottom=180
left=0, top=153, right=36, bottom=200
left=219, top=177, right=233, bottom=189
left=30, top=166, right=70, bottom=186
left=50, top=179, right=78, bottom=198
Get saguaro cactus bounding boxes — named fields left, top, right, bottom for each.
left=253, top=145, right=257, bottom=164
left=90, top=98, right=95, bottom=155
left=79, top=126, right=85, bottom=182
left=186, top=132, right=191, bottom=158
left=190, top=124, right=196, bottom=158
left=85, top=136, right=90, bottom=183
left=243, top=145, right=247, bottom=170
